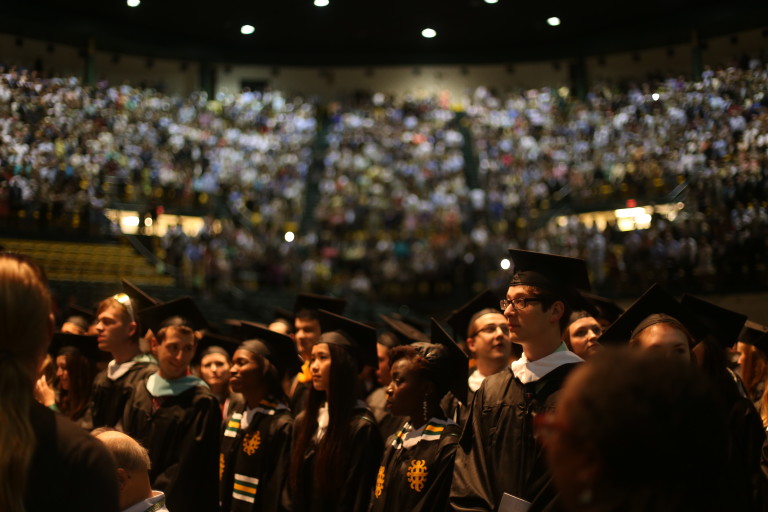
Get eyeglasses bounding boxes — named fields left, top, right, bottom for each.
left=500, top=297, right=543, bottom=311
left=113, top=293, right=135, bottom=322
left=471, top=323, right=510, bottom=337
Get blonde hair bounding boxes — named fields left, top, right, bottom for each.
left=0, top=254, right=52, bottom=512
left=95, top=430, right=151, bottom=473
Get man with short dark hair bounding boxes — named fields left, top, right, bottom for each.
left=450, top=250, right=590, bottom=512
left=121, top=298, right=220, bottom=512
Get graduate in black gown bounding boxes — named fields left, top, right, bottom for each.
left=121, top=298, right=221, bottom=512
left=219, top=322, right=301, bottom=512
left=366, top=314, right=429, bottom=440
left=88, top=290, right=157, bottom=430
left=370, top=319, right=466, bottom=512
left=443, top=290, right=516, bottom=426
left=450, top=250, right=591, bottom=512
left=287, top=310, right=384, bottom=512
left=288, top=294, right=347, bottom=417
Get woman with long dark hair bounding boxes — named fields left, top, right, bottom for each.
left=34, top=333, right=98, bottom=427
left=219, top=323, right=301, bottom=512
left=369, top=320, right=465, bottom=512
left=0, top=253, right=118, bottom=512
left=288, top=310, right=384, bottom=512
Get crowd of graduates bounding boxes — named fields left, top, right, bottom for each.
left=3, top=248, right=768, bottom=512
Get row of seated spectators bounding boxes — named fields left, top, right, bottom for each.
left=1, top=60, right=767, bottom=300
left=0, top=66, right=315, bottom=235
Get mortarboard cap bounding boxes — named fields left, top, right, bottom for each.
left=294, top=293, right=346, bottom=315
left=60, top=304, right=95, bottom=333
left=121, top=279, right=160, bottom=312
left=445, top=290, right=503, bottom=339
left=508, top=249, right=591, bottom=294
left=681, top=295, right=747, bottom=349
left=379, top=314, right=429, bottom=347
left=193, top=331, right=241, bottom=365
left=577, top=291, right=625, bottom=324
left=741, top=320, right=768, bottom=355
left=274, top=307, right=295, bottom=323
left=599, top=284, right=707, bottom=345
left=138, top=297, right=209, bottom=337
left=426, top=318, right=469, bottom=404
left=317, top=309, right=377, bottom=369
left=237, top=321, right=303, bottom=378
left=49, top=332, right=100, bottom=362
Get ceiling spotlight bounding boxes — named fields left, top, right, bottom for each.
left=484, top=0, right=499, bottom=3
left=547, top=16, right=561, bottom=27
left=241, top=24, right=255, bottom=35
left=127, top=0, right=140, bottom=7
left=422, top=28, right=437, bottom=39
left=314, top=0, right=330, bottom=6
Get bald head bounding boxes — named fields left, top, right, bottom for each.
left=95, top=430, right=151, bottom=473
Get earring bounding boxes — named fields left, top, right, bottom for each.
left=422, top=395, right=429, bottom=422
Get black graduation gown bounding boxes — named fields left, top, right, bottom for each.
left=290, top=380, right=310, bottom=418
left=26, top=402, right=119, bottom=512
left=441, top=389, right=473, bottom=427
left=219, top=398, right=293, bottom=512
left=366, top=386, right=406, bottom=440
left=291, top=404, right=384, bottom=512
left=121, top=376, right=221, bottom=512
left=720, top=370, right=766, bottom=511
left=87, top=360, right=156, bottom=429
left=450, top=364, right=578, bottom=512
left=369, top=418, right=461, bottom=512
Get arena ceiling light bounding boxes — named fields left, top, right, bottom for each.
left=422, top=28, right=437, bottom=38
left=484, top=0, right=499, bottom=4
left=547, top=16, right=561, bottom=27
left=314, top=0, right=330, bottom=6
left=126, top=0, right=140, bottom=7
left=241, top=24, right=255, bottom=35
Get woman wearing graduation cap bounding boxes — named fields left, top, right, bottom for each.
left=288, top=310, right=384, bottom=512
left=34, top=332, right=98, bottom=427
left=369, top=319, right=465, bottom=512
left=600, top=286, right=765, bottom=512
left=219, top=322, right=301, bottom=512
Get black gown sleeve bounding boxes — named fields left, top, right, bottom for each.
left=26, top=402, right=120, bottom=512
left=162, top=390, right=222, bottom=512
left=260, top=415, right=294, bottom=512
left=337, top=414, right=385, bottom=512
left=449, top=380, right=496, bottom=512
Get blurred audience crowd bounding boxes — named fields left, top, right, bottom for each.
left=1, top=58, right=767, bottom=300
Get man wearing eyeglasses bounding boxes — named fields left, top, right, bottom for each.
left=450, top=250, right=591, bottom=512
left=445, top=290, right=516, bottom=426
left=87, top=293, right=157, bottom=430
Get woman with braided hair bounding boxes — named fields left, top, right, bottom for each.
left=369, top=319, right=466, bottom=512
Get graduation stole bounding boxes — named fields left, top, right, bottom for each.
left=224, top=398, right=288, bottom=438
left=391, top=418, right=456, bottom=449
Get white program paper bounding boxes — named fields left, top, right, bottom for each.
left=498, top=493, right=532, bottom=512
